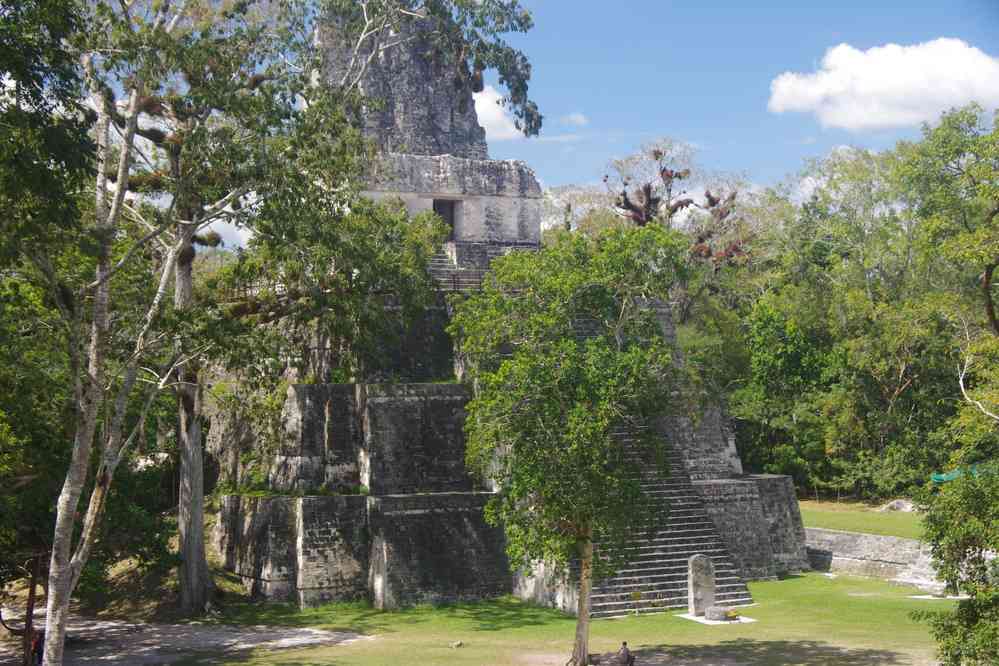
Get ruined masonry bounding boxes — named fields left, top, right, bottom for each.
left=213, top=17, right=809, bottom=616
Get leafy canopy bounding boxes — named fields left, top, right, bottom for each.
left=451, top=226, right=691, bottom=576
left=918, top=467, right=999, bottom=666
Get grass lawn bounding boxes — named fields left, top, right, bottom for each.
left=799, top=500, right=924, bottom=540
left=176, top=573, right=949, bottom=666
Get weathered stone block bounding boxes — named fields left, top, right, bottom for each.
left=666, top=407, right=742, bottom=481
left=320, top=17, right=488, bottom=159
left=750, top=474, right=810, bottom=574
left=272, top=384, right=361, bottom=493
left=688, top=554, right=716, bottom=616
left=362, top=384, right=473, bottom=495
left=805, top=527, right=943, bottom=593
left=704, top=605, right=732, bottom=621
left=368, top=492, right=511, bottom=609
left=215, top=495, right=298, bottom=600
left=367, top=154, right=542, bottom=199
left=694, top=479, right=777, bottom=580
left=296, top=496, right=369, bottom=606
left=364, top=301, right=455, bottom=382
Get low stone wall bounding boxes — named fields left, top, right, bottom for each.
left=368, top=492, right=510, bottom=609
left=805, top=527, right=942, bottom=593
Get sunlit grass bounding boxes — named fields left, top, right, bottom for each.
left=176, top=573, right=948, bottom=665
left=799, top=500, right=923, bottom=540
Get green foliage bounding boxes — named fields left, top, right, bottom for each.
left=76, top=461, right=179, bottom=599
left=451, top=226, right=690, bottom=577
left=0, top=0, right=93, bottom=265
left=898, top=105, right=998, bottom=264
left=917, top=467, right=999, bottom=665
left=722, top=135, right=974, bottom=499
left=0, top=275, right=70, bottom=585
left=0, top=263, right=177, bottom=592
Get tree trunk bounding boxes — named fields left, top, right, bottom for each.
left=570, top=531, right=594, bottom=666
left=22, top=556, right=39, bottom=666
left=176, top=226, right=210, bottom=615
left=42, top=215, right=110, bottom=665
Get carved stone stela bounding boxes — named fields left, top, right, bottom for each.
left=688, top=554, right=716, bottom=616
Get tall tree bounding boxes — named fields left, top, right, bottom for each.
left=897, top=105, right=999, bottom=335
left=451, top=226, right=690, bottom=665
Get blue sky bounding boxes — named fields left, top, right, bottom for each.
left=476, top=0, right=999, bottom=188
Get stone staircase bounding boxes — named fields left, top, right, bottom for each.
left=588, top=432, right=753, bottom=619
left=428, top=252, right=490, bottom=292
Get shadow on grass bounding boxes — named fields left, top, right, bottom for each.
left=77, top=561, right=184, bottom=623
left=775, top=572, right=807, bottom=581
left=632, top=639, right=910, bottom=665
left=174, top=637, right=917, bottom=666
left=215, top=600, right=414, bottom=635
left=216, top=595, right=569, bottom=636
left=436, top=596, right=573, bottom=632
left=179, top=655, right=343, bottom=666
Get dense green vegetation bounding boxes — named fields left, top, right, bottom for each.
left=918, top=464, right=999, bottom=665
left=699, top=111, right=999, bottom=499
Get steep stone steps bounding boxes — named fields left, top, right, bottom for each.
left=588, top=431, right=752, bottom=619
left=428, top=253, right=489, bottom=292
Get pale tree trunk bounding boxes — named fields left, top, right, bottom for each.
left=42, top=243, right=177, bottom=666
left=42, top=74, right=129, bottom=666
left=570, top=529, right=594, bottom=666
left=42, top=6, right=185, bottom=662
left=176, top=225, right=210, bottom=615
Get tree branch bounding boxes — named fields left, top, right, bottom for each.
left=958, top=355, right=999, bottom=423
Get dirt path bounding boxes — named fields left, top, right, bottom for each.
left=0, top=609, right=369, bottom=665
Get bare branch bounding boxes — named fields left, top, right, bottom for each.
left=958, top=355, right=999, bottom=423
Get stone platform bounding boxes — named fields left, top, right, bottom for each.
left=216, top=491, right=509, bottom=609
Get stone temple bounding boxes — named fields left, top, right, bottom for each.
left=212, top=17, right=808, bottom=617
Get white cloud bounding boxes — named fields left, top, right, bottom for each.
left=473, top=85, right=522, bottom=142
left=560, top=112, right=589, bottom=128
left=768, top=38, right=999, bottom=131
